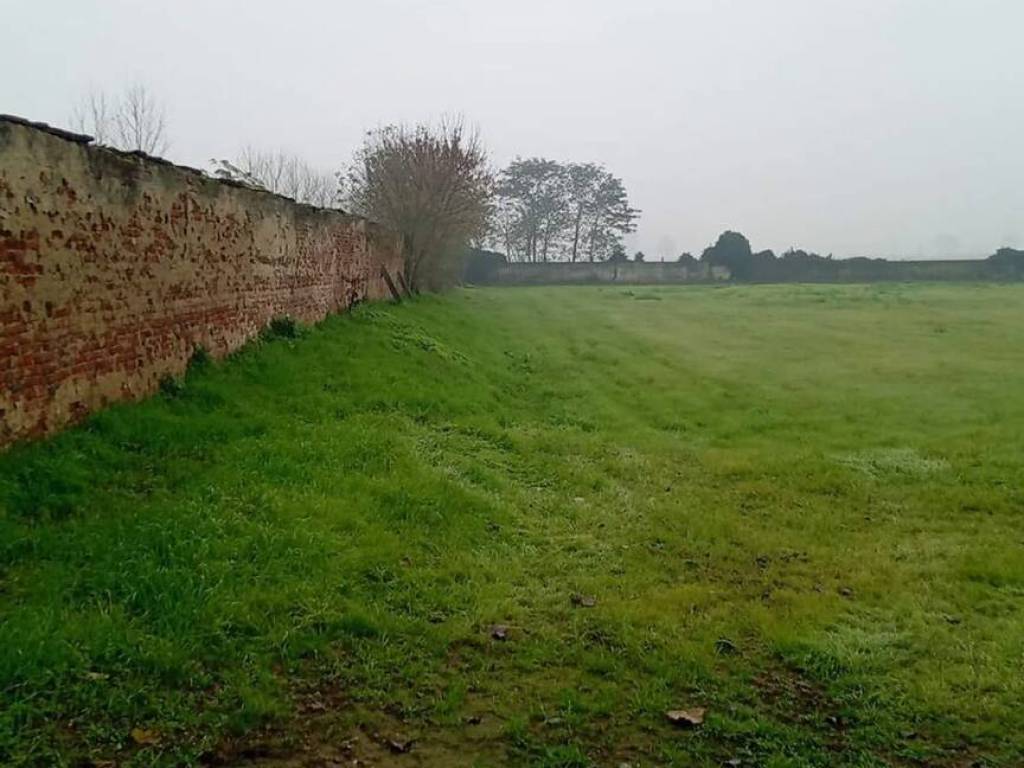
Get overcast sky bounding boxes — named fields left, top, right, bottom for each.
left=3, top=0, right=1022, bottom=259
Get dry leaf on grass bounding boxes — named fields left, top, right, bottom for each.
left=665, top=707, right=705, bottom=727
left=130, top=727, right=160, bottom=745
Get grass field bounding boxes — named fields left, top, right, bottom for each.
left=2, top=283, right=1023, bottom=767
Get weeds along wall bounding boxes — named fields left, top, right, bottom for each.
left=0, top=116, right=404, bottom=446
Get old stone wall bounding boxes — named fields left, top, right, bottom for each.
left=0, top=116, right=404, bottom=446
left=488, top=261, right=730, bottom=285
left=803, top=259, right=997, bottom=282
left=483, top=258, right=1008, bottom=286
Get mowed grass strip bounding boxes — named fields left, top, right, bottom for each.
left=1, top=283, right=1023, bottom=767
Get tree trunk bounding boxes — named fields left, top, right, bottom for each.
left=571, top=205, right=583, bottom=263
left=403, top=235, right=417, bottom=289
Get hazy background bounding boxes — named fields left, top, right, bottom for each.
left=3, top=0, right=1021, bottom=259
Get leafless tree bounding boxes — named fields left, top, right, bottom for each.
left=70, top=83, right=169, bottom=155
left=344, top=119, right=493, bottom=290
left=211, top=149, right=339, bottom=207
left=70, top=92, right=114, bottom=145
left=232, top=148, right=338, bottom=207
left=114, top=83, right=169, bottom=155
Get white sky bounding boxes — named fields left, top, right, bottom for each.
left=3, top=0, right=1022, bottom=259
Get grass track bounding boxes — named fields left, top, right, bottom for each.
left=2, top=283, right=1023, bottom=766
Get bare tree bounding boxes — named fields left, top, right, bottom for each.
left=212, top=148, right=339, bottom=207
left=70, top=92, right=114, bottom=145
left=70, top=83, right=169, bottom=155
left=114, top=84, right=169, bottom=155
left=344, top=119, right=493, bottom=291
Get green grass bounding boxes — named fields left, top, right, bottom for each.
left=2, top=283, right=1023, bottom=766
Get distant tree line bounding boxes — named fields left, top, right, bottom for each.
left=696, top=231, right=1024, bottom=281
left=987, top=247, right=1024, bottom=275
left=466, top=230, right=1024, bottom=285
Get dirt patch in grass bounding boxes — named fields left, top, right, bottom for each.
left=753, top=665, right=849, bottom=748
left=211, top=697, right=507, bottom=768
left=204, top=670, right=509, bottom=768
left=216, top=724, right=505, bottom=768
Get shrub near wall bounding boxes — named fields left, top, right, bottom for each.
left=0, top=115, right=403, bottom=446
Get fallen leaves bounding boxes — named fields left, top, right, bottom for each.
left=130, top=727, right=160, bottom=745
left=386, top=737, right=414, bottom=754
left=665, top=707, right=706, bottom=728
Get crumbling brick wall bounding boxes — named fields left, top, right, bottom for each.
left=0, top=116, right=405, bottom=446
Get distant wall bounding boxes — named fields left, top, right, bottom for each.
left=743, top=258, right=1004, bottom=283
left=487, top=261, right=731, bottom=285
left=0, top=116, right=404, bottom=446
left=481, top=257, right=1012, bottom=286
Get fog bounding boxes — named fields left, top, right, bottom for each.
left=3, top=0, right=1021, bottom=259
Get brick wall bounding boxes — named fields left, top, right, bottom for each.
left=0, top=116, right=404, bottom=446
